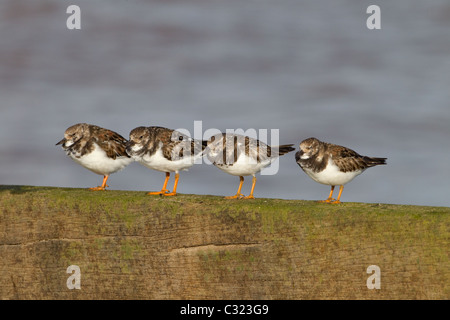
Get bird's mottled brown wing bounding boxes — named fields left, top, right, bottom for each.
left=330, top=145, right=369, bottom=173
left=91, top=126, right=130, bottom=159
left=330, top=144, right=386, bottom=173
left=206, top=134, right=293, bottom=165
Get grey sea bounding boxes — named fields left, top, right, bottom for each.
left=1, top=0, right=449, bottom=206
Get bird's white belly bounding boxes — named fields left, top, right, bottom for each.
left=138, top=148, right=195, bottom=173
left=215, top=154, right=270, bottom=176
left=304, top=160, right=363, bottom=186
left=69, top=144, right=132, bottom=175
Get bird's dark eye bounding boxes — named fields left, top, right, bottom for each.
left=139, top=135, right=144, bottom=139
left=179, top=136, right=183, bottom=141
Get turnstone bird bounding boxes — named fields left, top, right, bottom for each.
left=295, top=137, right=387, bottom=204
left=56, top=123, right=132, bottom=190
left=126, top=126, right=207, bottom=196
left=206, top=133, right=295, bottom=199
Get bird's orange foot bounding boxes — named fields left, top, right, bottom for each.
left=163, top=192, right=177, bottom=197
left=225, top=193, right=245, bottom=199
left=148, top=189, right=170, bottom=195
left=330, top=200, right=341, bottom=204
left=89, top=186, right=108, bottom=191
left=243, top=195, right=255, bottom=199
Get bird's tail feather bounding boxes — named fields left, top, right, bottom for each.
left=364, top=157, right=387, bottom=167
left=273, top=144, right=296, bottom=156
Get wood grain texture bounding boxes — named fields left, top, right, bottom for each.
left=0, top=186, right=448, bottom=299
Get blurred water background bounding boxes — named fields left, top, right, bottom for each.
left=0, top=0, right=449, bottom=206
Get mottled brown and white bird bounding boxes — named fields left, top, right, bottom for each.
left=126, top=126, right=206, bottom=196
left=56, top=123, right=132, bottom=190
left=206, top=133, right=295, bottom=199
left=295, top=137, right=387, bottom=204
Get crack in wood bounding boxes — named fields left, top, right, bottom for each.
left=169, top=242, right=262, bottom=254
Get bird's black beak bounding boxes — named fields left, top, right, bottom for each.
left=56, top=138, right=66, bottom=146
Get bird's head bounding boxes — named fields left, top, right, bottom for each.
left=126, top=126, right=150, bottom=156
left=56, top=123, right=89, bottom=148
left=298, top=137, right=321, bottom=160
